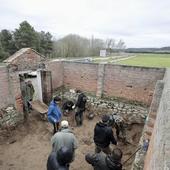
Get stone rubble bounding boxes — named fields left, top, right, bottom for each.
left=0, top=105, right=24, bottom=128
left=55, top=89, right=149, bottom=124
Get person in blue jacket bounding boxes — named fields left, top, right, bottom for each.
left=48, top=96, right=62, bottom=134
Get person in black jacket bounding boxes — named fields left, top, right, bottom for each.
left=94, top=114, right=117, bottom=154
left=47, top=146, right=73, bottom=170
left=85, top=148, right=123, bottom=170
left=62, top=100, right=74, bottom=116
left=75, top=93, right=87, bottom=126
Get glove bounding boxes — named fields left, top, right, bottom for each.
left=72, top=105, right=76, bottom=109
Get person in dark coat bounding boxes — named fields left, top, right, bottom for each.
left=62, top=100, right=74, bottom=116
left=75, top=93, right=87, bottom=126
left=94, top=114, right=117, bottom=154
left=47, top=146, right=73, bottom=170
left=26, top=80, right=35, bottom=108
left=85, top=148, right=123, bottom=170
left=48, top=96, right=62, bottom=134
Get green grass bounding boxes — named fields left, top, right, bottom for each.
left=117, top=53, right=170, bottom=68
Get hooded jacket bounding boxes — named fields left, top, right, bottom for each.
left=85, top=152, right=122, bottom=170
left=48, top=100, right=62, bottom=123
left=47, top=151, right=70, bottom=170
left=94, top=122, right=117, bottom=148
left=51, top=128, right=78, bottom=154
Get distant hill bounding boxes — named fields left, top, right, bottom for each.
left=125, top=47, right=170, bottom=54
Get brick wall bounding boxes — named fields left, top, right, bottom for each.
left=0, top=67, right=24, bottom=128
left=144, top=68, right=170, bottom=170
left=60, top=62, right=164, bottom=105
left=0, top=66, right=13, bottom=107
left=46, top=60, right=63, bottom=91
left=103, top=65, right=165, bottom=105
left=63, top=61, right=98, bottom=94
left=7, top=48, right=45, bottom=71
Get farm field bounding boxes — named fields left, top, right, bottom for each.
left=117, top=53, right=170, bottom=68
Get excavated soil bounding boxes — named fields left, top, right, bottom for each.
left=0, top=110, right=143, bottom=170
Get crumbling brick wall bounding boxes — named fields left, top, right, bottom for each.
left=0, top=67, right=24, bottom=128
left=0, top=66, right=13, bottom=107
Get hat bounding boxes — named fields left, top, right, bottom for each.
left=61, top=120, right=69, bottom=128
left=102, top=114, right=110, bottom=123
left=54, top=96, right=61, bottom=102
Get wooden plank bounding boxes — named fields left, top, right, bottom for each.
left=30, top=100, right=48, bottom=114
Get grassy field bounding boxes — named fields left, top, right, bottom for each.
left=117, top=53, right=170, bottom=68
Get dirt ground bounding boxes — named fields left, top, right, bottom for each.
left=0, top=110, right=143, bottom=170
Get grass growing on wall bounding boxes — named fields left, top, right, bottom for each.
left=117, top=53, right=170, bottom=68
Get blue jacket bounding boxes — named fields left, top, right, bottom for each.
left=48, top=100, right=62, bottom=123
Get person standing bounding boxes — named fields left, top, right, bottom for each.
left=75, top=93, right=87, bottom=126
left=26, top=80, right=35, bottom=112
left=94, top=114, right=117, bottom=154
left=20, top=76, right=29, bottom=117
left=85, top=148, right=123, bottom=170
left=48, top=96, right=62, bottom=134
left=51, top=120, right=78, bottom=161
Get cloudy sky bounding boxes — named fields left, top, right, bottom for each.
left=0, top=0, right=170, bottom=48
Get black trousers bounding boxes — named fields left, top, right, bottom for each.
left=75, top=110, right=84, bottom=126
left=53, top=122, right=60, bottom=134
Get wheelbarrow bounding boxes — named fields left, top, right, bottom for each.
left=30, top=100, right=48, bottom=120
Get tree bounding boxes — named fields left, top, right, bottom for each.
left=89, top=36, right=104, bottom=56
left=53, top=34, right=89, bottom=58
left=0, top=40, right=9, bottom=61
left=105, top=39, right=115, bottom=53
left=116, top=39, right=126, bottom=50
left=0, top=29, right=16, bottom=55
left=14, top=21, right=39, bottom=50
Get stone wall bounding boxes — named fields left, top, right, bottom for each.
left=0, top=105, right=23, bottom=128
left=56, top=89, right=148, bottom=124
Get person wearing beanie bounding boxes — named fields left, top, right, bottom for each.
left=93, top=114, right=117, bottom=154
left=48, top=96, right=62, bottom=134
left=75, top=93, right=87, bottom=126
left=85, top=148, right=123, bottom=170
left=51, top=120, right=78, bottom=161
left=47, top=146, right=73, bottom=170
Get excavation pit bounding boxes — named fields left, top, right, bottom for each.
left=0, top=92, right=148, bottom=170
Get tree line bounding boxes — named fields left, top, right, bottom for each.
left=0, top=21, right=126, bottom=61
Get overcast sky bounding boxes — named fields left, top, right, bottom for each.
left=0, top=0, right=170, bottom=48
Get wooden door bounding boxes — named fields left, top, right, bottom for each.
left=40, top=70, right=52, bottom=105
